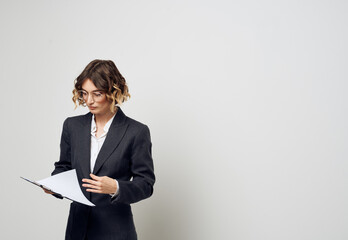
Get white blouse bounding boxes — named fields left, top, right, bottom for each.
left=90, top=112, right=119, bottom=196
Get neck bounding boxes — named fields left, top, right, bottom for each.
left=94, top=106, right=117, bottom=124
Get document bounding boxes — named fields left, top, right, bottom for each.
left=21, top=169, right=95, bottom=207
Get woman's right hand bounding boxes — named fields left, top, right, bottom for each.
left=42, top=188, right=54, bottom=194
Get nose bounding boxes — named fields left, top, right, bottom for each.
left=86, top=94, right=94, bottom=105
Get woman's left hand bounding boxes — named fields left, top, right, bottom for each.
left=82, top=173, right=117, bottom=194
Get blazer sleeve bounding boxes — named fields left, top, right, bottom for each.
left=52, top=118, right=72, bottom=176
left=112, top=125, right=156, bottom=205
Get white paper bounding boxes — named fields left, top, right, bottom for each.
left=36, top=169, right=95, bottom=206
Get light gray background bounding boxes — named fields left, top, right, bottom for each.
left=1, top=0, right=347, bottom=239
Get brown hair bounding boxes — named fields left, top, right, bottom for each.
left=72, top=59, right=130, bottom=113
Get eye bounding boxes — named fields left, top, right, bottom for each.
left=93, top=92, right=102, bottom=97
left=78, top=91, right=87, bottom=97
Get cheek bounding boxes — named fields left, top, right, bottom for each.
left=97, top=97, right=108, bottom=106
left=99, top=100, right=112, bottom=110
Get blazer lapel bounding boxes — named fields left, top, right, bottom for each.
left=80, top=112, right=93, bottom=179
left=92, top=108, right=129, bottom=175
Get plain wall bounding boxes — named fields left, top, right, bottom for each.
left=1, top=0, right=347, bottom=239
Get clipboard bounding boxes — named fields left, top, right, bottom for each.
left=21, top=176, right=65, bottom=199
left=20, top=169, right=95, bottom=206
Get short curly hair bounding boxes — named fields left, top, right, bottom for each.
left=72, top=59, right=130, bottom=113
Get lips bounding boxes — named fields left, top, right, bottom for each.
left=89, top=107, right=96, bottom=110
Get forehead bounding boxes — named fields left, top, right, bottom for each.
left=81, top=79, right=99, bottom=91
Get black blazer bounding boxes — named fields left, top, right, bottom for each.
left=52, top=108, right=155, bottom=240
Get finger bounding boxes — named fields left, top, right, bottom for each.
left=42, top=187, right=52, bottom=193
left=82, top=179, right=99, bottom=185
left=43, top=189, right=53, bottom=194
left=90, top=173, right=101, bottom=181
left=82, top=184, right=101, bottom=190
left=86, top=188, right=103, bottom=193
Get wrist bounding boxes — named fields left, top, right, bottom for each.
left=110, top=179, right=119, bottom=197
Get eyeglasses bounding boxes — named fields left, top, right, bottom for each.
left=77, top=90, right=105, bottom=102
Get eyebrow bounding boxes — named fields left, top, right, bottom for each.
left=80, top=89, right=103, bottom=92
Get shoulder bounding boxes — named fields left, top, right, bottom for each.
left=125, top=115, right=150, bottom=132
left=122, top=113, right=151, bottom=140
left=124, top=116, right=151, bottom=145
left=62, top=112, right=90, bottom=128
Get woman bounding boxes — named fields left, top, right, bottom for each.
left=44, top=59, right=155, bottom=240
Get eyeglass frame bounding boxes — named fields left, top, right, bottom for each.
left=77, top=89, right=106, bottom=103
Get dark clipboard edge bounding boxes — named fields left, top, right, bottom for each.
left=20, top=176, right=64, bottom=199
